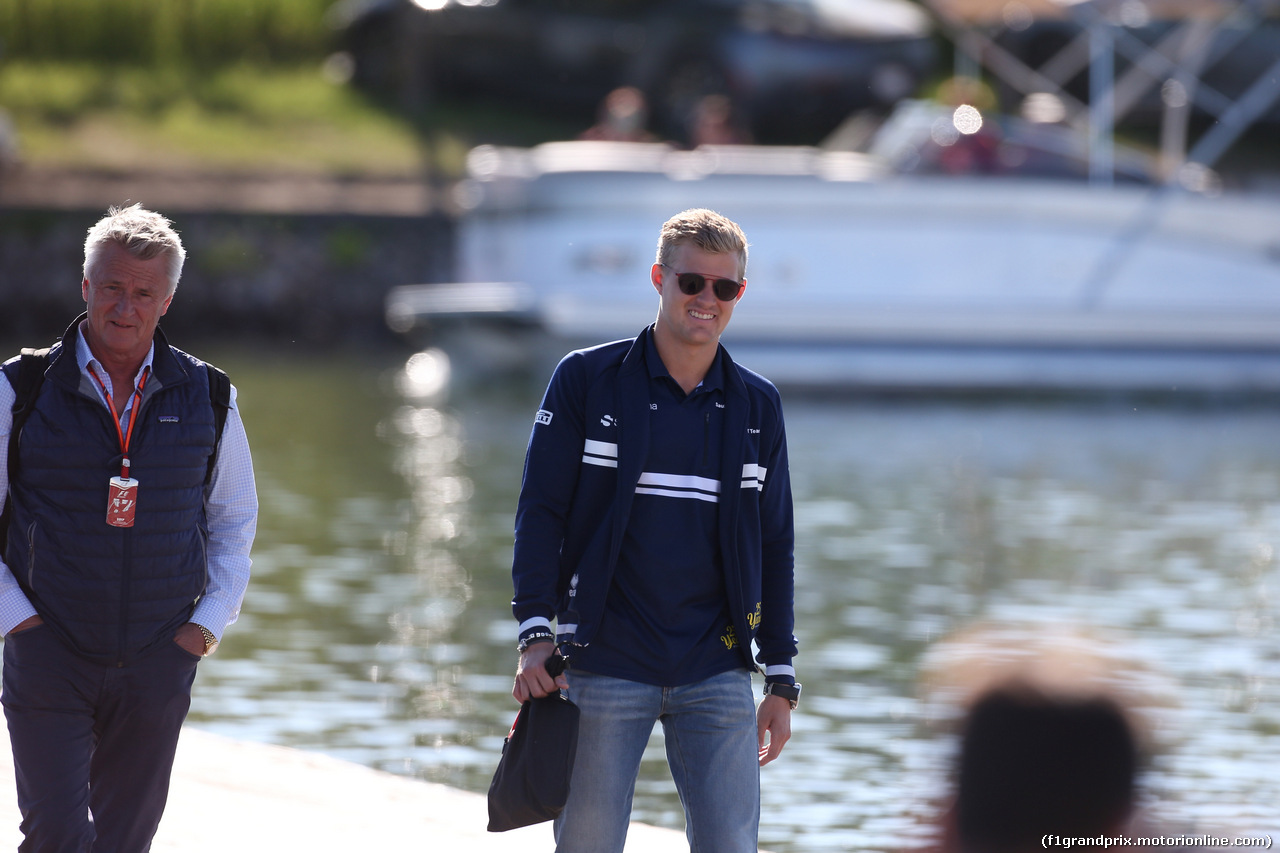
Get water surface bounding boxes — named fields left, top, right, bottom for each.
left=87, top=345, right=1280, bottom=848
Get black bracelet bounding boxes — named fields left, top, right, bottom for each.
left=763, top=681, right=802, bottom=710
left=517, top=631, right=555, bottom=652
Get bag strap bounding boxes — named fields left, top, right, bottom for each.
left=205, top=363, right=231, bottom=486
left=1, top=347, right=52, bottom=553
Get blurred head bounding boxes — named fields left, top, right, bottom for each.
left=83, top=204, right=186, bottom=295
left=952, top=681, right=1139, bottom=853
left=919, top=622, right=1161, bottom=853
left=690, top=94, right=749, bottom=147
left=655, top=208, right=748, bottom=282
left=601, top=86, right=648, bottom=133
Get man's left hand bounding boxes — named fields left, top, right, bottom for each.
left=173, top=623, right=207, bottom=656
left=757, top=694, right=792, bottom=766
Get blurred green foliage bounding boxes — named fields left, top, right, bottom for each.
left=325, top=225, right=372, bottom=268
left=0, top=60, right=429, bottom=173
left=0, top=0, right=580, bottom=175
left=0, top=0, right=335, bottom=67
left=197, top=232, right=263, bottom=276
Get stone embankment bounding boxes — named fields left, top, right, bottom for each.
left=0, top=167, right=456, bottom=347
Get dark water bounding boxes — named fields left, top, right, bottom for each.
left=16, top=342, right=1277, bottom=849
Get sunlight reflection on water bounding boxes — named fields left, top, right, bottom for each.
left=184, top=351, right=1279, bottom=850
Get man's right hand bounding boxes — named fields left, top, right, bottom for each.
left=6, top=615, right=44, bottom=636
left=512, top=641, right=569, bottom=703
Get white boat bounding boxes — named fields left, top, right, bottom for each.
left=386, top=138, right=1280, bottom=392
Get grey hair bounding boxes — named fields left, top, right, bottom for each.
left=83, top=204, right=186, bottom=294
left=655, top=208, right=748, bottom=280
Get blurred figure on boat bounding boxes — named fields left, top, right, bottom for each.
left=930, top=77, right=1003, bottom=175
left=579, top=87, right=658, bottom=143
left=688, top=94, right=752, bottom=148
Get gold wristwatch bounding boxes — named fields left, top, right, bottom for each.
left=194, top=623, right=219, bottom=656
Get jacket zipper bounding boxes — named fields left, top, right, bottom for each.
left=117, top=527, right=131, bottom=666
left=113, top=381, right=145, bottom=667
left=25, top=521, right=36, bottom=588
left=703, top=412, right=710, bottom=469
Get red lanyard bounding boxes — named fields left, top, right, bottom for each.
left=89, top=365, right=150, bottom=479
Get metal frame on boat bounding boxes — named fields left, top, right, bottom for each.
left=386, top=0, right=1280, bottom=393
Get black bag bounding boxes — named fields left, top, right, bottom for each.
left=486, top=656, right=580, bottom=832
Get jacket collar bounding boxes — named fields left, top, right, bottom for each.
left=47, top=314, right=190, bottom=396
left=622, top=324, right=747, bottom=400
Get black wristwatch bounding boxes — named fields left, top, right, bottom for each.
left=763, top=681, right=802, bottom=710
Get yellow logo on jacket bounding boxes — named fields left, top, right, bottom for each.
left=721, top=604, right=762, bottom=650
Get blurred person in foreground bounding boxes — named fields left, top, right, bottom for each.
left=510, top=208, right=798, bottom=853
left=920, top=623, right=1158, bottom=853
left=0, top=204, right=258, bottom=851
left=946, top=682, right=1139, bottom=851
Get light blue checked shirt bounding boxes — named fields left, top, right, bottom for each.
left=0, top=326, right=257, bottom=639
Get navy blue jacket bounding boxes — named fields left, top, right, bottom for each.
left=4, top=320, right=217, bottom=665
left=512, top=328, right=797, bottom=675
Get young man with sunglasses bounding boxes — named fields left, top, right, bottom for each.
left=510, top=208, right=798, bottom=853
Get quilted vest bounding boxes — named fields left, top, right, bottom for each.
left=4, top=328, right=216, bottom=665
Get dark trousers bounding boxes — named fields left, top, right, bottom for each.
left=1, top=624, right=199, bottom=853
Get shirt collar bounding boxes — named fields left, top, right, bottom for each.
left=75, top=321, right=156, bottom=394
left=642, top=326, right=724, bottom=394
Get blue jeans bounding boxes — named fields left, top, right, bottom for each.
left=554, top=668, right=760, bottom=853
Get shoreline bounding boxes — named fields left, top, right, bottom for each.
left=0, top=726, right=693, bottom=851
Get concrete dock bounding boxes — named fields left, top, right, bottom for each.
left=0, top=727, right=691, bottom=851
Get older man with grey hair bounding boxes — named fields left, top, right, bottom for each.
left=0, top=204, right=257, bottom=851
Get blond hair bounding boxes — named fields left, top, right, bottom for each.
left=656, top=208, right=748, bottom=280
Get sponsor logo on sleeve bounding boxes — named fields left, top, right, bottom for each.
left=535, top=409, right=554, bottom=426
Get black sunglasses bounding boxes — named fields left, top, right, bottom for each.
left=660, top=263, right=743, bottom=302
